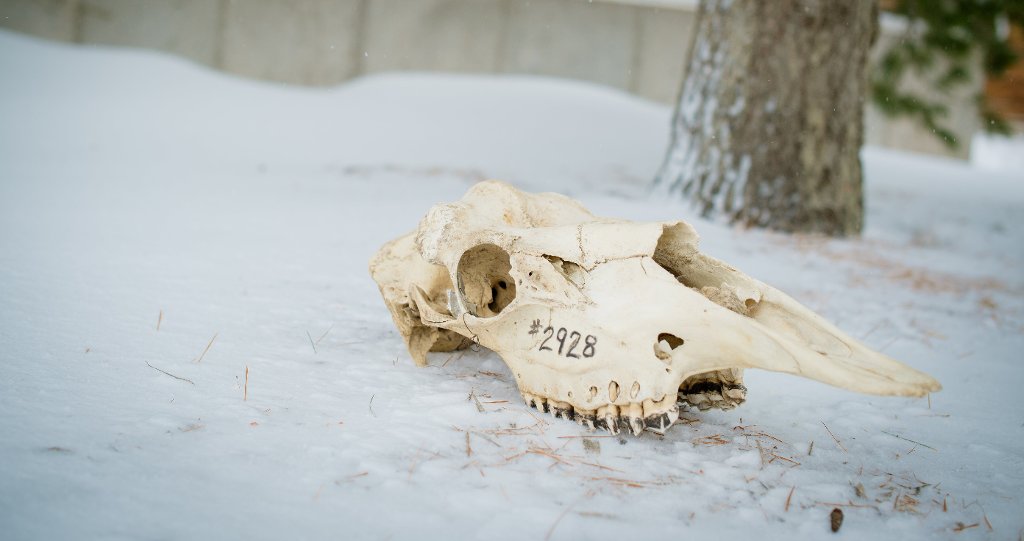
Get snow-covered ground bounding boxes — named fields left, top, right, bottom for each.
left=972, top=132, right=1024, bottom=173
left=1, top=30, right=1022, bottom=540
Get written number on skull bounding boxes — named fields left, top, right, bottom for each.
left=528, top=319, right=596, bottom=358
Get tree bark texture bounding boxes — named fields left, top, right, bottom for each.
left=656, top=0, right=878, bottom=236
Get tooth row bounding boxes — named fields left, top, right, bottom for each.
left=520, top=392, right=679, bottom=436
left=678, top=384, right=747, bottom=411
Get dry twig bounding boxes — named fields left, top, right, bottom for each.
left=953, top=522, right=979, bottom=533
left=315, top=325, right=333, bottom=347
left=814, top=500, right=876, bottom=509
left=306, top=331, right=317, bottom=354
left=821, top=421, right=847, bottom=452
left=468, top=391, right=485, bottom=413
left=694, top=434, right=729, bottom=446
left=545, top=501, right=578, bottom=541
left=881, top=430, right=937, bottom=451
left=146, top=361, right=194, bottom=385
left=770, top=453, right=801, bottom=466
left=578, top=461, right=621, bottom=473
left=194, top=333, right=218, bottom=363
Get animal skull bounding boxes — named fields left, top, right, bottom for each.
left=370, top=181, right=940, bottom=436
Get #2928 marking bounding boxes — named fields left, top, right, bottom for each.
left=528, top=319, right=596, bottom=358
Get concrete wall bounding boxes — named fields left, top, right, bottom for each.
left=79, top=0, right=222, bottom=66
left=1, top=0, right=79, bottom=41
left=221, top=0, right=365, bottom=85
left=0, top=0, right=980, bottom=159
left=363, top=0, right=504, bottom=74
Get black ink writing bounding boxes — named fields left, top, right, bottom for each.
left=531, top=324, right=596, bottom=358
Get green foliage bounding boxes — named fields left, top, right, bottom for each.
left=871, top=0, right=1023, bottom=149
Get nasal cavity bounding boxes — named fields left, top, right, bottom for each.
left=654, top=333, right=685, bottom=362
left=658, top=333, right=685, bottom=349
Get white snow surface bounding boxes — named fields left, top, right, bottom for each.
left=971, top=131, right=1024, bottom=173
left=1, top=31, right=1023, bottom=540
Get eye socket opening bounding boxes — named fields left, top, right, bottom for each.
left=653, top=223, right=701, bottom=288
left=457, top=243, right=517, bottom=317
left=654, top=223, right=761, bottom=315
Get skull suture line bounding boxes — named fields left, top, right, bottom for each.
left=370, top=181, right=940, bottom=436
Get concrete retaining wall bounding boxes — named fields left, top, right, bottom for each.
left=0, top=0, right=979, bottom=158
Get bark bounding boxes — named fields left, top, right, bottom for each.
left=656, top=0, right=878, bottom=236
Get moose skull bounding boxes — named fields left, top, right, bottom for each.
left=370, top=181, right=940, bottom=435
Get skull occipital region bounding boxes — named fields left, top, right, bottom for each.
left=369, top=181, right=941, bottom=436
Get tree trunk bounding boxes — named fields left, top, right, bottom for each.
left=656, top=0, right=878, bottom=236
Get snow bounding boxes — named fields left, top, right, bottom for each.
left=971, top=131, right=1024, bottom=173
left=1, top=30, right=1023, bottom=540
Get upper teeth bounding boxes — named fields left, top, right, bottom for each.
left=521, top=391, right=680, bottom=436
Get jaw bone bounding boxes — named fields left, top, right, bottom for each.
left=369, top=181, right=940, bottom=436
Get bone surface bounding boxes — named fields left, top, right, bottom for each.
left=369, top=181, right=941, bottom=435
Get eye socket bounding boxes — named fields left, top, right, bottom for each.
left=457, top=243, right=517, bottom=317
left=653, top=223, right=701, bottom=288
left=654, top=224, right=763, bottom=316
